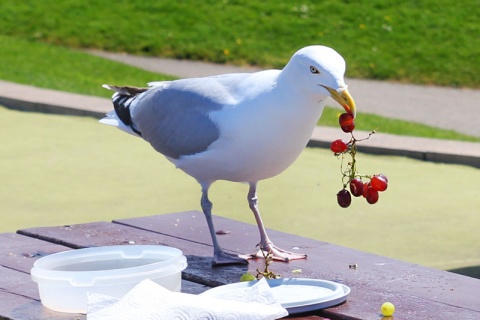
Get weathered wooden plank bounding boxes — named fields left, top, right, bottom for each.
left=180, top=279, right=211, bottom=295
left=17, top=221, right=260, bottom=288
left=0, top=233, right=72, bottom=274
left=14, top=220, right=328, bottom=319
left=0, top=291, right=83, bottom=320
left=115, top=212, right=480, bottom=320
left=0, top=233, right=85, bottom=319
left=0, top=266, right=84, bottom=320
left=114, top=210, right=298, bottom=255
left=0, top=265, right=39, bottom=301
left=176, top=251, right=480, bottom=320
left=17, top=220, right=221, bottom=254
left=17, top=221, right=249, bottom=288
left=4, top=228, right=210, bottom=319
left=15, top=213, right=480, bottom=319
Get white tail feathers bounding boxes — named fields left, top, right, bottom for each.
left=99, top=111, right=141, bottom=137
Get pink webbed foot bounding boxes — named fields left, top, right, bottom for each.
left=255, top=243, right=307, bottom=262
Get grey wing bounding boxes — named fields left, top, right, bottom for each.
left=131, top=84, right=224, bottom=159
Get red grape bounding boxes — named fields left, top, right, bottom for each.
left=341, top=123, right=355, bottom=133
left=339, top=113, right=355, bottom=133
left=330, top=115, right=388, bottom=207
left=365, top=186, right=379, bottom=204
left=371, top=175, right=388, bottom=192
left=349, top=178, right=364, bottom=197
left=339, top=113, right=354, bottom=126
left=362, top=182, right=370, bottom=198
left=337, top=189, right=352, bottom=208
left=378, top=173, right=388, bottom=183
left=330, top=139, right=348, bottom=153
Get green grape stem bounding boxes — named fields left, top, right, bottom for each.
left=339, top=130, right=377, bottom=188
left=255, top=244, right=281, bottom=280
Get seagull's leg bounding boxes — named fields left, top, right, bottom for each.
left=248, top=182, right=307, bottom=262
left=200, top=183, right=248, bottom=266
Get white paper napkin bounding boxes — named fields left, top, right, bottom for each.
left=87, top=278, right=288, bottom=320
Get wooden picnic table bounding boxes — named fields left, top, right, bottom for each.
left=1, top=211, right=479, bottom=319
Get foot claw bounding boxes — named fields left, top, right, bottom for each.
left=212, top=251, right=250, bottom=266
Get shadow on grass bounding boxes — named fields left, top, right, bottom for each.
left=448, top=266, right=480, bottom=279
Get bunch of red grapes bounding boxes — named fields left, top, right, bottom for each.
left=330, top=113, right=389, bottom=208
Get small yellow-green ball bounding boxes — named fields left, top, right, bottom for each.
left=239, top=273, right=256, bottom=282
left=381, top=302, right=395, bottom=316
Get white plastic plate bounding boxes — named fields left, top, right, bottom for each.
left=201, top=278, right=350, bottom=314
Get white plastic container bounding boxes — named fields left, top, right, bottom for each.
left=31, top=245, right=187, bottom=313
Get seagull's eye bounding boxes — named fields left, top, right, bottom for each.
left=310, top=66, right=320, bottom=74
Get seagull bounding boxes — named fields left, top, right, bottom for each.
left=100, top=45, right=356, bottom=266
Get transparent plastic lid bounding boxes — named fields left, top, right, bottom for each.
left=31, top=245, right=187, bottom=286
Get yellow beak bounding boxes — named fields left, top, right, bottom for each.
left=324, top=87, right=356, bottom=118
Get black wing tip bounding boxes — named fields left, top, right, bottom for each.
left=112, top=95, right=133, bottom=125
left=109, top=89, right=143, bottom=137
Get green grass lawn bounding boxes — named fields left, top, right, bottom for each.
left=0, top=0, right=479, bottom=88
left=0, top=35, right=173, bottom=98
left=1, top=36, right=479, bottom=142
left=2, top=106, right=479, bottom=274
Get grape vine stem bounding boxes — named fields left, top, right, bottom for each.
left=339, top=130, right=377, bottom=188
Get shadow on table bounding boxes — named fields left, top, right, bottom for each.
left=183, top=255, right=250, bottom=286
left=448, top=265, right=480, bottom=279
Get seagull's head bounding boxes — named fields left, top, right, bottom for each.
left=283, top=45, right=356, bottom=117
